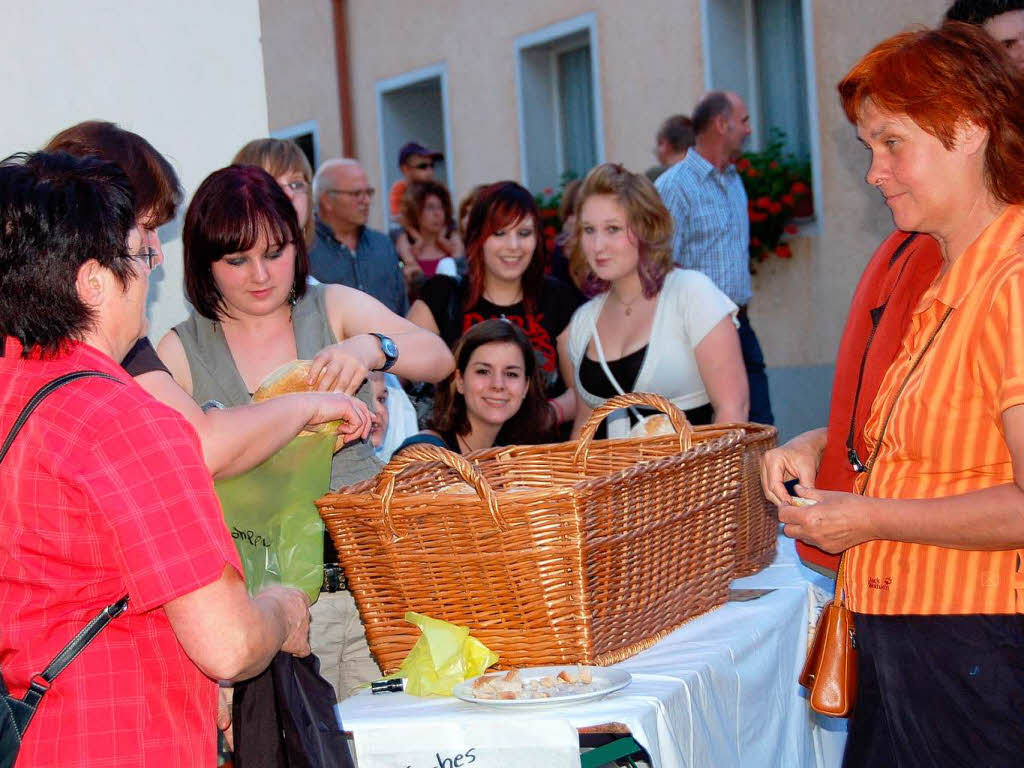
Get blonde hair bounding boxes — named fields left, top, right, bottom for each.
left=232, top=138, right=314, bottom=244
left=569, top=162, right=674, bottom=298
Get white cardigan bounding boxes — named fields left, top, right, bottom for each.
left=567, top=268, right=738, bottom=437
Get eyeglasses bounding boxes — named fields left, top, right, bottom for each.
left=282, top=179, right=309, bottom=194
left=327, top=187, right=376, bottom=200
left=132, top=246, right=158, bottom=270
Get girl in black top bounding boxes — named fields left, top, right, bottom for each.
left=398, top=319, right=554, bottom=454
left=408, top=182, right=580, bottom=425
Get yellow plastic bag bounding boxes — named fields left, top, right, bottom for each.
left=214, top=431, right=336, bottom=602
left=390, top=612, right=498, bottom=697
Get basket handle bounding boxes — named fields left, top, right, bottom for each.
left=373, top=443, right=507, bottom=538
left=573, top=392, right=693, bottom=470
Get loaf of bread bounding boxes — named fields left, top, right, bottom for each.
left=251, top=359, right=344, bottom=451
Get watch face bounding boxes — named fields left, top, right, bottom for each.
left=381, top=336, right=398, bottom=359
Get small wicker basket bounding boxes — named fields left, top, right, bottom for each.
left=318, top=394, right=745, bottom=672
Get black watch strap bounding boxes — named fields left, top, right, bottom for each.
left=370, top=332, right=398, bottom=372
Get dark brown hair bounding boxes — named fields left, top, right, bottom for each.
left=183, top=165, right=308, bottom=320
left=838, top=22, right=1024, bottom=204
left=45, top=121, right=182, bottom=227
left=401, top=180, right=454, bottom=232
left=0, top=152, right=136, bottom=355
left=430, top=319, right=554, bottom=445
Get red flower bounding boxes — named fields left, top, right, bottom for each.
left=784, top=224, right=798, bottom=235
left=790, top=181, right=809, bottom=195
left=747, top=168, right=758, bottom=178
left=769, top=161, right=778, bottom=170
left=775, top=244, right=792, bottom=258
left=769, top=202, right=783, bottom=215
left=543, top=225, right=557, bottom=236
left=751, top=237, right=761, bottom=247
left=749, top=211, right=768, bottom=223
left=781, top=194, right=795, bottom=207
left=736, top=157, right=750, bottom=171
left=756, top=196, right=772, bottom=210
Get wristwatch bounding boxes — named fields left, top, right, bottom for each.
left=370, top=332, right=399, bottom=372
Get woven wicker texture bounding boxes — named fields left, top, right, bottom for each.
left=706, top=422, right=779, bottom=577
left=318, top=393, right=746, bottom=672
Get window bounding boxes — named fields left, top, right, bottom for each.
left=516, top=14, right=605, bottom=193
left=272, top=120, right=320, bottom=171
left=375, top=64, right=453, bottom=228
left=703, top=0, right=820, bottom=206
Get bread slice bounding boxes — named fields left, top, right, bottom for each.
left=251, top=359, right=344, bottom=451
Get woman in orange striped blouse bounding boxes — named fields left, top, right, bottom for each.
left=768, top=24, right=1024, bottom=766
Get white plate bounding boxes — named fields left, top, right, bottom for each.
left=452, top=666, right=632, bottom=710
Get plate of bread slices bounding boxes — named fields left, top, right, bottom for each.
left=452, top=665, right=631, bottom=709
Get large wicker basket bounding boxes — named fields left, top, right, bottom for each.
left=701, top=422, right=779, bottom=577
left=318, top=395, right=745, bottom=673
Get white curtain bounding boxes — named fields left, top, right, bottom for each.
left=755, top=0, right=810, bottom=159
left=557, top=46, right=597, bottom=179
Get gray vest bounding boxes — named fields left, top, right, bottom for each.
left=174, top=283, right=382, bottom=490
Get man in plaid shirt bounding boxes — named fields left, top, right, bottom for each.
left=656, top=91, right=774, bottom=425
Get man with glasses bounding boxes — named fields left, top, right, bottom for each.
left=309, top=158, right=408, bottom=315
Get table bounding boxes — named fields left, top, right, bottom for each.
left=338, top=536, right=848, bottom=768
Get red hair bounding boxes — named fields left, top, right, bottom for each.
left=463, top=181, right=546, bottom=314
left=838, top=22, right=1024, bottom=204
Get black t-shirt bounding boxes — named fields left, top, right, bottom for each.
left=121, top=337, right=170, bottom=377
left=419, top=275, right=580, bottom=396
left=578, top=345, right=713, bottom=436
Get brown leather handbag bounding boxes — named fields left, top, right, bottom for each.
left=799, top=307, right=955, bottom=718
left=799, top=556, right=857, bottom=717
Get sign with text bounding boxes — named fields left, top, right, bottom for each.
left=352, top=719, right=580, bottom=768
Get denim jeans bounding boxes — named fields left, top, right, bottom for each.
left=737, top=307, right=774, bottom=425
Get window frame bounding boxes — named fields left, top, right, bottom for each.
left=374, top=62, right=454, bottom=230
left=700, top=0, right=822, bottom=228
left=514, top=12, right=606, bottom=191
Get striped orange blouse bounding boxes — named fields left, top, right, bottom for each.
left=848, top=205, right=1024, bottom=615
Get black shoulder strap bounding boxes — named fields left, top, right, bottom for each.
left=0, top=370, right=130, bottom=738
left=0, top=371, right=121, bottom=463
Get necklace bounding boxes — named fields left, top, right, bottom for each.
left=612, top=290, right=644, bottom=316
left=483, top=287, right=523, bottom=306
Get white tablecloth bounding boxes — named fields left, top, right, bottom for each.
left=338, top=536, right=848, bottom=768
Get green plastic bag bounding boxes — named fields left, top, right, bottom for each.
left=214, top=431, right=335, bottom=602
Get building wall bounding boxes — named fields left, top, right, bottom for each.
left=343, top=0, right=947, bottom=361
left=259, top=0, right=344, bottom=162
left=750, top=0, right=947, bottom=369
left=345, top=0, right=706, bottom=218
left=1, top=0, right=270, bottom=345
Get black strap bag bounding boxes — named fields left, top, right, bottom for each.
left=0, top=372, right=129, bottom=768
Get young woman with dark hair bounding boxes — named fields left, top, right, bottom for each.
left=45, top=121, right=371, bottom=481
left=408, top=180, right=581, bottom=426
left=398, top=319, right=554, bottom=454
left=156, top=164, right=453, bottom=697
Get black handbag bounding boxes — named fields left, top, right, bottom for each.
left=0, top=371, right=129, bottom=768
